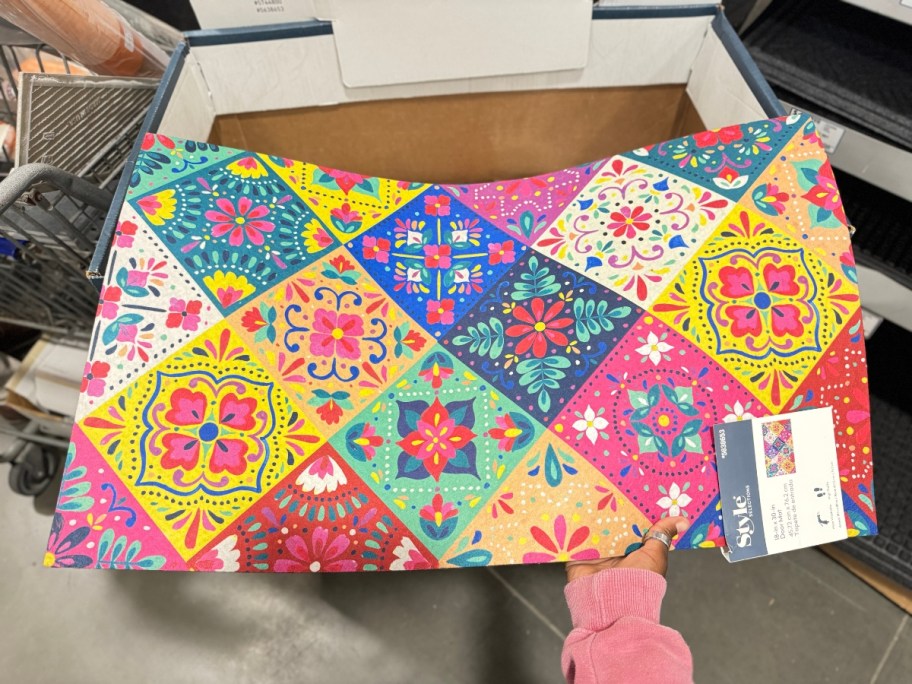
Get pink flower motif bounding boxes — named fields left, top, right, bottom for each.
left=114, top=220, right=137, bottom=248
left=396, top=398, right=477, bottom=481
left=274, top=527, right=357, bottom=573
left=424, top=194, right=451, bottom=216
left=419, top=493, right=458, bottom=526
left=606, top=205, right=653, bottom=239
left=165, top=298, right=202, bottom=331
left=717, top=263, right=804, bottom=339
left=205, top=197, right=274, bottom=247
left=81, top=361, right=110, bottom=397
left=423, top=244, right=452, bottom=269
left=320, top=167, right=367, bottom=195
left=97, top=286, right=122, bottom=319
left=330, top=202, right=362, bottom=225
left=116, top=324, right=138, bottom=343
left=160, top=388, right=257, bottom=476
left=362, top=235, right=390, bottom=263
left=126, top=270, right=148, bottom=288
left=802, top=161, right=847, bottom=224
left=426, top=299, right=455, bottom=325
left=522, top=514, right=600, bottom=564
left=309, top=308, right=364, bottom=359
left=487, top=240, right=516, bottom=265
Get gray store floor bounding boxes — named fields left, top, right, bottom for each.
left=1, top=484, right=908, bottom=684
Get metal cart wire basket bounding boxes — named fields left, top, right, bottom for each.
left=0, top=35, right=153, bottom=494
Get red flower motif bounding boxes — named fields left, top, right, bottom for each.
left=423, top=244, right=452, bottom=269
left=241, top=306, right=267, bottom=333
left=426, top=299, right=455, bottom=325
left=505, top=297, right=573, bottom=358
left=309, top=308, right=364, bottom=359
left=114, top=220, right=137, bottom=248
left=693, top=125, right=743, bottom=148
left=417, top=353, right=454, bottom=388
left=488, top=413, right=522, bottom=451
left=165, top=298, right=202, bottom=331
left=329, top=254, right=356, bottom=274
left=275, top=527, right=357, bottom=573
left=97, top=286, right=122, bottom=319
left=141, top=133, right=174, bottom=150
left=401, top=328, right=427, bottom=354
left=315, top=397, right=345, bottom=424
left=424, top=194, right=451, bottom=216
left=716, top=166, right=740, bottom=184
left=606, top=205, right=653, bottom=239
left=419, top=493, right=458, bottom=526
left=81, top=361, right=110, bottom=397
left=205, top=197, right=274, bottom=247
left=488, top=240, right=516, bottom=265
left=362, top=235, right=391, bottom=263
left=160, top=388, right=257, bottom=476
left=522, top=514, right=600, bottom=563
left=397, top=398, right=477, bottom=481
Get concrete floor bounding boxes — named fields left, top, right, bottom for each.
left=0, top=482, right=908, bottom=684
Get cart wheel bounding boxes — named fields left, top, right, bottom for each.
left=8, top=449, right=56, bottom=497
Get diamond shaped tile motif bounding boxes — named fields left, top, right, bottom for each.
left=78, top=323, right=324, bottom=560
left=550, top=314, right=770, bottom=528
left=226, top=246, right=432, bottom=435
left=441, top=251, right=642, bottom=425
left=129, top=149, right=339, bottom=315
left=344, top=186, right=526, bottom=339
left=50, top=114, right=875, bottom=571
left=329, top=347, right=545, bottom=560
left=532, top=157, right=732, bottom=307
left=652, top=206, right=860, bottom=411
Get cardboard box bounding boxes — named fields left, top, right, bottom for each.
left=87, top=3, right=783, bottom=284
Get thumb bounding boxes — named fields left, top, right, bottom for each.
left=642, top=516, right=690, bottom=550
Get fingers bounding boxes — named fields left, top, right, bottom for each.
left=647, top=516, right=690, bottom=543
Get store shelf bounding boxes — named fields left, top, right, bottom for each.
left=841, top=0, right=912, bottom=27
left=743, top=0, right=912, bottom=201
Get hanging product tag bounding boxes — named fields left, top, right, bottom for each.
left=713, top=407, right=847, bottom=562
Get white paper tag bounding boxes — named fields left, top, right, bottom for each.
left=861, top=307, right=884, bottom=339
left=789, top=107, right=845, bottom=155
left=713, top=407, right=847, bottom=562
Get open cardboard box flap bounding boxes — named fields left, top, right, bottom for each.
left=88, top=5, right=782, bottom=279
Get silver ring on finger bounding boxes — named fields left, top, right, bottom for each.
left=641, top=530, right=672, bottom=549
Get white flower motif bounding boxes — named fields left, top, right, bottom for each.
left=453, top=267, right=470, bottom=284
left=390, top=537, right=428, bottom=571
left=635, top=332, right=673, bottom=366
left=723, top=400, right=755, bottom=423
left=451, top=229, right=468, bottom=243
left=407, top=230, right=423, bottom=245
left=406, top=267, right=422, bottom=282
left=656, top=482, right=692, bottom=517
left=295, top=454, right=347, bottom=494
left=211, top=534, right=240, bottom=572
left=572, top=405, right=609, bottom=445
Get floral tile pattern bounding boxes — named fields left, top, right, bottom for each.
left=50, top=114, right=875, bottom=572
left=532, top=157, right=731, bottom=307
left=441, top=251, right=641, bottom=424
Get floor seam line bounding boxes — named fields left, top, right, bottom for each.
left=870, top=613, right=908, bottom=684
left=486, top=568, right=568, bottom=641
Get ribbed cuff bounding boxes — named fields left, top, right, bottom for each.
left=564, top=567, right=667, bottom=631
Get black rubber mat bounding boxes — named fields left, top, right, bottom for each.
left=836, top=321, right=912, bottom=589
left=837, top=170, right=912, bottom=287
left=743, top=0, right=912, bottom=150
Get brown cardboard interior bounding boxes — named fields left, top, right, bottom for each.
left=209, top=85, right=704, bottom=184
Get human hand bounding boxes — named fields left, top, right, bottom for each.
left=565, top=517, right=690, bottom=583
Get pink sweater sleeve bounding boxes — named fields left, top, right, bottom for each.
left=562, top=568, right=693, bottom=684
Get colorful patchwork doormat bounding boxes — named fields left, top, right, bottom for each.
left=46, top=113, right=876, bottom=572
